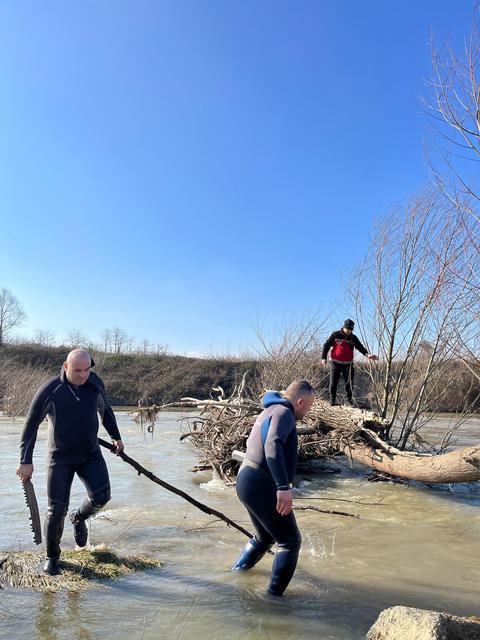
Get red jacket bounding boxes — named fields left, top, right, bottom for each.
left=322, top=330, right=368, bottom=364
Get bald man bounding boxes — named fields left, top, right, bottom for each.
left=232, top=380, right=315, bottom=596
left=16, top=349, right=124, bottom=575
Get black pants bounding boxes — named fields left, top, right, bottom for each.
left=329, top=362, right=354, bottom=404
left=45, top=449, right=111, bottom=558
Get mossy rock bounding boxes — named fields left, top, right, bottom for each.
left=0, top=547, right=162, bottom=592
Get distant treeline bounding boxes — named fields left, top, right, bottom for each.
left=0, top=343, right=260, bottom=407
left=1, top=344, right=479, bottom=416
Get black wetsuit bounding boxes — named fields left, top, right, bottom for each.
left=19, top=367, right=121, bottom=559
left=233, top=392, right=301, bottom=596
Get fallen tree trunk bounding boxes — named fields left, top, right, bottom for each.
left=344, top=439, right=480, bottom=484
left=304, top=404, right=480, bottom=484
left=234, top=441, right=480, bottom=484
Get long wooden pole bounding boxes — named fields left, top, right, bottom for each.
left=98, top=438, right=253, bottom=539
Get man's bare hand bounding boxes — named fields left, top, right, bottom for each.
left=16, top=463, right=34, bottom=484
left=321, top=359, right=327, bottom=366
left=367, top=354, right=378, bottom=361
left=276, top=489, right=293, bottom=516
left=112, top=440, right=124, bottom=455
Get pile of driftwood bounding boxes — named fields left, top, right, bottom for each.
left=134, top=376, right=261, bottom=480
left=133, top=377, right=480, bottom=485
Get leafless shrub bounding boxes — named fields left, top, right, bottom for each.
left=254, top=312, right=328, bottom=392
left=0, top=358, right=50, bottom=418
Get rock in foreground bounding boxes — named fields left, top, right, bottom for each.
left=367, top=606, right=480, bottom=640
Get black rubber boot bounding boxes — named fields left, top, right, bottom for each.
left=45, top=504, right=67, bottom=559
left=231, top=538, right=270, bottom=571
left=69, top=489, right=111, bottom=547
left=44, top=503, right=67, bottom=575
left=43, top=556, right=61, bottom=576
left=267, top=547, right=300, bottom=596
left=69, top=510, right=88, bottom=548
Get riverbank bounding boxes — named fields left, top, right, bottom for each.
left=3, top=344, right=479, bottom=414
left=0, top=343, right=258, bottom=406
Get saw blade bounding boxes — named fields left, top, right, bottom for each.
left=22, top=479, right=42, bottom=545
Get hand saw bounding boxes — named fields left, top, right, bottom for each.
left=22, top=479, right=42, bottom=545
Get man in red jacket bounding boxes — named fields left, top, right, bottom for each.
left=321, top=319, right=377, bottom=406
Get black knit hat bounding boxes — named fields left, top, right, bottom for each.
left=343, top=319, right=355, bottom=330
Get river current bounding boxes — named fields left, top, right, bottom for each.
left=1, top=411, right=479, bottom=639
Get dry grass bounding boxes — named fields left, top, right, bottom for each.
left=0, top=546, right=162, bottom=593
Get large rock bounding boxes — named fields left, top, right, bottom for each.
left=366, top=606, right=480, bottom=640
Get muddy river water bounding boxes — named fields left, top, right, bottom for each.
left=1, top=412, right=479, bottom=639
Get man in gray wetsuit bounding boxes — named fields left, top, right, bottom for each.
left=232, top=379, right=315, bottom=596
left=16, top=349, right=124, bottom=575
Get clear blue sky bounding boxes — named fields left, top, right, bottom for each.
left=0, top=1, right=474, bottom=355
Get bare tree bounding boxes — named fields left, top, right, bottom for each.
left=426, top=4, right=480, bottom=391
left=427, top=2, right=480, bottom=218
left=154, top=342, right=169, bottom=356
left=100, top=329, right=112, bottom=353
left=33, top=328, right=56, bottom=347
left=0, top=287, right=27, bottom=347
left=64, top=329, right=88, bottom=349
left=125, top=336, right=136, bottom=353
left=350, top=189, right=478, bottom=449
left=140, top=338, right=151, bottom=355
left=111, top=327, right=128, bottom=354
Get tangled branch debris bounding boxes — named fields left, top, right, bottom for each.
left=132, top=374, right=387, bottom=482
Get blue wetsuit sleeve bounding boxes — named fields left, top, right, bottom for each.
left=19, top=380, right=54, bottom=464
left=263, top=410, right=295, bottom=490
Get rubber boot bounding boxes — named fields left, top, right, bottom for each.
left=43, top=557, right=61, bottom=576
left=267, top=547, right=300, bottom=596
left=44, top=503, right=67, bottom=575
left=231, top=538, right=270, bottom=571
left=69, top=510, right=88, bottom=548
left=69, top=489, right=111, bottom=547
